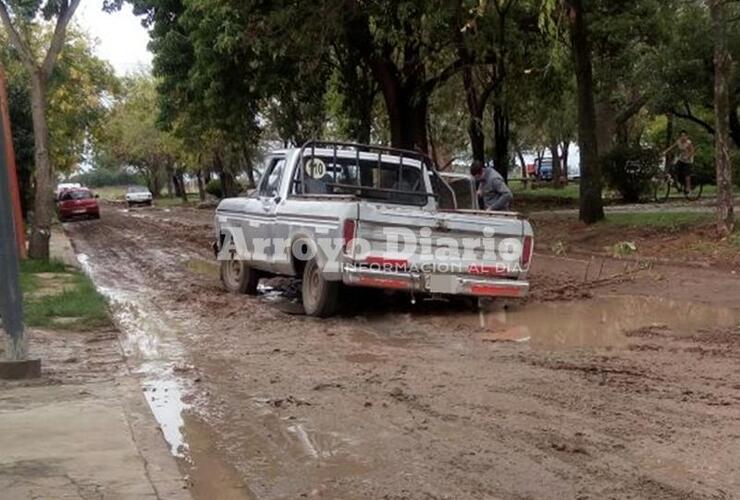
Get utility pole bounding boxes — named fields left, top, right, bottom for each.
left=0, top=100, right=39, bottom=378
left=0, top=62, right=26, bottom=258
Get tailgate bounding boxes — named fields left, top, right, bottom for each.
left=350, top=203, right=530, bottom=277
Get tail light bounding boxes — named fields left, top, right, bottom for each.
left=521, top=236, right=533, bottom=267
left=343, top=219, right=356, bottom=255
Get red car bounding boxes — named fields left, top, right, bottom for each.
left=57, top=188, right=100, bottom=222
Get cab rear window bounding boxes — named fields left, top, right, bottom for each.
left=61, top=190, right=93, bottom=201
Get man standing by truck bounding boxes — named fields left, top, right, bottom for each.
left=471, top=161, right=513, bottom=211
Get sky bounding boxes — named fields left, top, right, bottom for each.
left=76, top=2, right=152, bottom=76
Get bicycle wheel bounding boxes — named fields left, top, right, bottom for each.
left=653, top=177, right=671, bottom=203
left=685, top=181, right=703, bottom=201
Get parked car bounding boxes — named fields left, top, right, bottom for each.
left=125, top=185, right=153, bottom=207
left=58, top=188, right=100, bottom=222
left=213, top=141, right=534, bottom=317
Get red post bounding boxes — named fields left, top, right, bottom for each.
left=0, top=62, right=27, bottom=259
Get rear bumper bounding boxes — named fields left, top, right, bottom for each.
left=59, top=207, right=99, bottom=218
left=342, top=266, right=529, bottom=298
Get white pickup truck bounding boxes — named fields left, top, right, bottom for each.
left=213, top=142, right=533, bottom=317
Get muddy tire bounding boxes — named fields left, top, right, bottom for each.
left=302, top=259, right=339, bottom=317
left=220, top=260, right=260, bottom=295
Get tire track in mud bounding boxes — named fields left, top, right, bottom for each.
left=63, top=204, right=740, bottom=500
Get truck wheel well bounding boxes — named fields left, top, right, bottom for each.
left=291, top=238, right=315, bottom=278
left=293, top=257, right=307, bottom=278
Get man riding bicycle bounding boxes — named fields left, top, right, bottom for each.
left=663, top=130, right=695, bottom=194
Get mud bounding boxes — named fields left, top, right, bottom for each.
left=63, top=203, right=740, bottom=500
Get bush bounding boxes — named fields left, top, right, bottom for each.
left=692, top=144, right=717, bottom=185
left=601, top=145, right=660, bottom=203
left=205, top=179, right=223, bottom=198
left=70, top=168, right=144, bottom=188
left=205, top=178, right=244, bottom=199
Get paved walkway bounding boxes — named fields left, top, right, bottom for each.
left=0, top=226, right=191, bottom=500
left=531, top=199, right=740, bottom=216
left=0, top=383, right=190, bottom=500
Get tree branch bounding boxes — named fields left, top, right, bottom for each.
left=0, top=1, right=36, bottom=68
left=615, top=94, right=647, bottom=125
left=479, top=77, right=501, bottom=109
left=670, top=103, right=716, bottom=135
left=41, top=0, right=82, bottom=80
left=421, top=58, right=466, bottom=95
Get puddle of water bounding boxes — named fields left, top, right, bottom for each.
left=181, top=415, right=257, bottom=500
left=142, top=376, right=191, bottom=457
left=471, top=296, right=740, bottom=349
left=76, top=252, right=192, bottom=457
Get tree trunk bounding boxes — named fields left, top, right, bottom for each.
left=196, top=169, right=205, bottom=201
left=392, top=87, right=428, bottom=152
left=517, top=149, right=527, bottom=176
left=550, top=141, right=562, bottom=187
left=461, top=64, right=485, bottom=164
left=729, top=100, right=740, bottom=149
left=177, top=171, right=188, bottom=203
left=214, top=151, right=237, bottom=198
left=561, top=140, right=570, bottom=181
left=493, top=103, right=510, bottom=181
left=165, top=164, right=174, bottom=198
left=710, top=0, right=734, bottom=236
left=595, top=99, right=616, bottom=155
left=172, top=172, right=183, bottom=198
left=569, top=0, right=604, bottom=224
left=27, top=72, right=53, bottom=260
left=368, top=59, right=429, bottom=152
left=468, top=108, right=485, bottom=165
left=242, top=146, right=257, bottom=188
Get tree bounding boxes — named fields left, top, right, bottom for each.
left=98, top=73, right=181, bottom=196
left=566, top=0, right=604, bottom=223
left=0, top=0, right=82, bottom=259
left=708, top=0, right=735, bottom=236
left=2, top=25, right=116, bottom=217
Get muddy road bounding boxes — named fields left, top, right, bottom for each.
left=65, top=204, right=740, bottom=500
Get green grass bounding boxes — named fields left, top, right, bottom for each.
left=153, top=193, right=199, bottom=207
left=95, top=185, right=200, bottom=206
left=604, top=211, right=712, bottom=229
left=511, top=182, right=581, bottom=199
left=94, top=185, right=127, bottom=201
left=20, top=259, right=111, bottom=331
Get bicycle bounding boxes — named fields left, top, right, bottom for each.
left=652, top=159, right=704, bottom=202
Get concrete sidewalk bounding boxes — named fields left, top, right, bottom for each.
left=0, top=226, right=191, bottom=500
left=0, top=382, right=190, bottom=500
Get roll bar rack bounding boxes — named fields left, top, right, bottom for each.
left=295, top=140, right=447, bottom=201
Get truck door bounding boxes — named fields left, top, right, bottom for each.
left=255, top=156, right=286, bottom=269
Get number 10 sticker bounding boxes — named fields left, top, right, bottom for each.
left=305, top=158, right=326, bottom=180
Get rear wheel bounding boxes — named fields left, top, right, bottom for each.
left=302, top=258, right=339, bottom=317
left=653, top=177, right=671, bottom=203
left=220, top=259, right=260, bottom=295
left=684, top=181, right=703, bottom=201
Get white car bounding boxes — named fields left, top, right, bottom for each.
left=125, top=186, right=153, bottom=207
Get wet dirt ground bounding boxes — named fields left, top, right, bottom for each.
left=64, top=203, right=740, bottom=500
